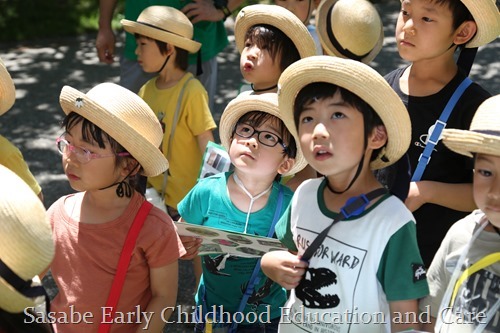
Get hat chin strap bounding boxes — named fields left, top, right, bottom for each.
left=99, top=164, right=139, bottom=198
left=157, top=55, right=171, bottom=73
left=0, top=258, right=53, bottom=328
left=325, top=154, right=365, bottom=194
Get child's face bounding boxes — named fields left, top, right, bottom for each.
left=296, top=92, right=377, bottom=178
left=60, top=121, right=126, bottom=192
left=473, top=154, right=500, bottom=228
left=395, top=0, right=461, bottom=63
left=275, top=0, right=312, bottom=24
left=240, top=36, right=283, bottom=90
left=135, top=36, right=167, bottom=73
left=229, top=117, right=292, bottom=177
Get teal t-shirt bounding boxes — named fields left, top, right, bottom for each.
left=177, top=172, right=292, bottom=322
left=123, top=0, right=229, bottom=64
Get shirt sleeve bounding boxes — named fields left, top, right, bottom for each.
left=177, top=179, right=208, bottom=225
left=184, top=80, right=216, bottom=136
left=377, top=221, right=430, bottom=301
left=275, top=203, right=298, bottom=252
left=0, top=137, right=42, bottom=196
left=419, top=230, right=454, bottom=317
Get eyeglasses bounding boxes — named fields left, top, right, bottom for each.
left=234, top=123, right=288, bottom=150
left=56, top=135, right=130, bottom=164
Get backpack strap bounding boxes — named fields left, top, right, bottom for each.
left=411, top=77, right=473, bottom=182
left=228, top=185, right=285, bottom=333
left=98, top=201, right=153, bottom=333
left=301, top=187, right=387, bottom=263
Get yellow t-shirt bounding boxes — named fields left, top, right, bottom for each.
left=0, top=135, right=42, bottom=195
left=139, top=72, right=216, bottom=209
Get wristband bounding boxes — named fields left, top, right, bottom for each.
left=213, top=0, right=231, bottom=20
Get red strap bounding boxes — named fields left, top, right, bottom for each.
left=98, top=201, right=153, bottom=333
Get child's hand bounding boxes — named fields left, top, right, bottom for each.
left=180, top=236, right=202, bottom=260
left=261, top=251, right=308, bottom=290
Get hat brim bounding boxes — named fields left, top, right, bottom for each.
left=220, top=94, right=307, bottom=176
left=316, top=0, right=383, bottom=64
left=234, top=4, right=317, bottom=59
left=0, top=59, right=16, bottom=115
left=59, top=85, right=168, bottom=177
left=278, top=56, right=411, bottom=170
left=121, top=20, right=201, bottom=53
left=462, top=0, right=500, bottom=48
left=442, top=129, right=500, bottom=158
left=0, top=276, right=46, bottom=313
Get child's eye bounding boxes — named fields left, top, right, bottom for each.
left=476, top=169, right=492, bottom=177
left=401, top=10, right=409, bottom=16
left=263, top=133, right=278, bottom=143
left=422, top=17, right=433, bottom=22
left=332, top=112, right=345, bottom=119
left=300, top=116, right=313, bottom=124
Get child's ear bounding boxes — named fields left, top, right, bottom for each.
left=278, top=157, right=296, bottom=175
left=120, top=159, right=140, bottom=177
left=453, top=21, right=477, bottom=45
left=368, top=125, right=388, bottom=150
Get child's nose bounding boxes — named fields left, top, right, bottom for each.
left=246, top=45, right=259, bottom=59
left=403, top=19, right=416, bottom=35
left=488, top=176, right=500, bottom=199
left=244, top=136, right=258, bottom=148
left=312, top=123, right=329, bottom=139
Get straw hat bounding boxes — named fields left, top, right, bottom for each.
left=0, top=58, right=16, bottom=116
left=234, top=4, right=316, bottom=59
left=442, top=95, right=500, bottom=157
left=219, top=93, right=307, bottom=176
left=121, top=6, right=201, bottom=53
left=0, top=165, right=54, bottom=313
left=460, top=0, right=500, bottom=48
left=59, top=83, right=168, bottom=177
left=316, top=0, right=383, bottom=63
left=277, top=56, right=411, bottom=170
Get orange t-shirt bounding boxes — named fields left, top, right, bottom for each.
left=48, top=191, right=185, bottom=333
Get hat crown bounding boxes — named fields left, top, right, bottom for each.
left=330, top=0, right=382, bottom=55
left=137, top=5, right=194, bottom=40
left=84, top=83, right=163, bottom=153
left=0, top=166, right=54, bottom=285
left=469, top=95, right=500, bottom=133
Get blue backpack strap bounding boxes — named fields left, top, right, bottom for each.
left=228, top=185, right=285, bottom=333
left=411, top=77, right=473, bottom=182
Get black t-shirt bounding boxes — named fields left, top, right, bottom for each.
left=384, top=66, right=491, bottom=266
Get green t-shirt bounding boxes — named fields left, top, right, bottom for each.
left=123, top=0, right=229, bottom=64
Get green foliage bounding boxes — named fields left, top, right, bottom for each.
left=0, top=0, right=124, bottom=42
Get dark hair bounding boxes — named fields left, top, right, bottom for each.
left=432, top=0, right=475, bottom=48
left=61, top=112, right=144, bottom=193
left=244, top=25, right=300, bottom=72
left=135, top=34, right=189, bottom=70
left=233, top=111, right=297, bottom=181
left=293, top=82, right=385, bottom=163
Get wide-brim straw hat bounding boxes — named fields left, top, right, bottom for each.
left=59, top=82, right=168, bottom=177
left=0, top=58, right=16, bottom=116
left=0, top=165, right=54, bottom=313
left=460, top=0, right=500, bottom=48
left=219, top=93, right=307, bottom=176
left=121, top=5, right=201, bottom=53
left=234, top=4, right=317, bottom=59
left=442, top=95, right=500, bottom=157
left=277, top=56, right=411, bottom=170
left=316, top=0, right=383, bottom=63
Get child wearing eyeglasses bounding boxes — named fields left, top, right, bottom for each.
left=178, top=93, right=307, bottom=332
left=47, top=83, right=185, bottom=333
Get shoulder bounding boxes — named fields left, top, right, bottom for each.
left=384, top=67, right=406, bottom=85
